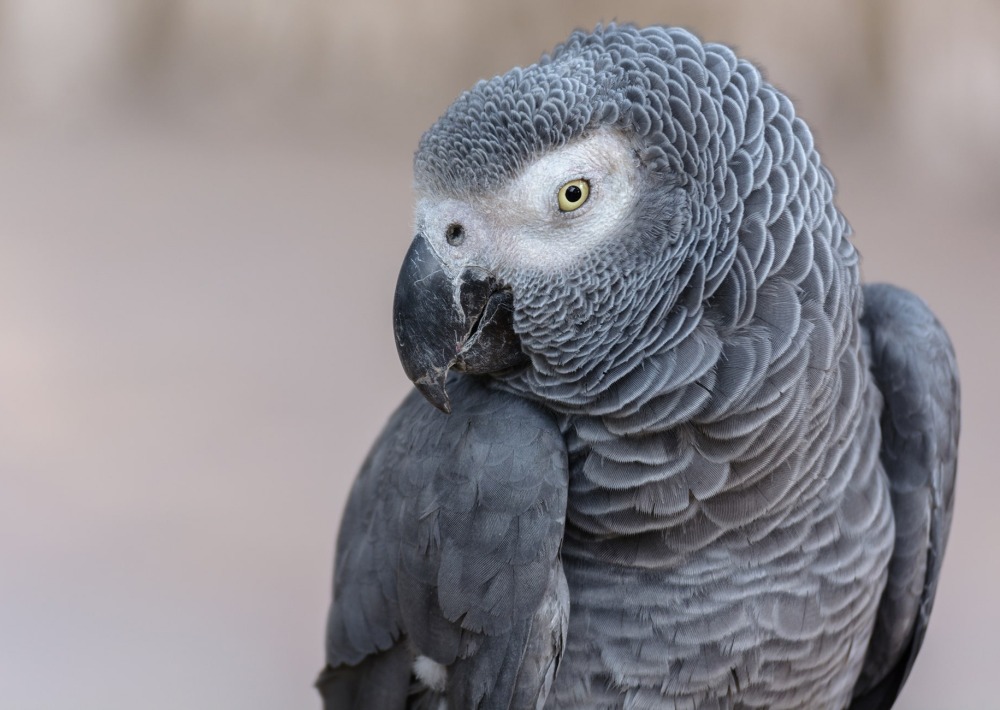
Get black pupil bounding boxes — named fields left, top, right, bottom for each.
left=565, top=185, right=582, bottom=203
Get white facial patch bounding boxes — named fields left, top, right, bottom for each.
left=498, top=129, right=641, bottom=267
left=414, top=129, right=642, bottom=274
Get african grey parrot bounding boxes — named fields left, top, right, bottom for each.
left=317, top=24, right=959, bottom=709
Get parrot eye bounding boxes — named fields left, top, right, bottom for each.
left=557, top=179, right=590, bottom=212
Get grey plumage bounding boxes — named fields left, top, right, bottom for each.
left=851, top=284, right=959, bottom=709
left=319, top=24, right=959, bottom=709
left=321, top=376, right=569, bottom=708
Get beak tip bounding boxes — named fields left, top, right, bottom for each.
left=415, top=371, right=453, bottom=414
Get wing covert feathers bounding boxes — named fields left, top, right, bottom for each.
left=319, top=375, right=569, bottom=709
left=850, top=283, right=959, bottom=709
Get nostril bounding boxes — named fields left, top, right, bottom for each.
left=445, top=223, right=465, bottom=246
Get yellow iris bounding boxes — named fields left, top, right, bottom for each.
left=557, top=179, right=590, bottom=212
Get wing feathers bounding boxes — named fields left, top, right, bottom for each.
left=320, top=375, right=569, bottom=709
left=850, top=283, right=960, bottom=709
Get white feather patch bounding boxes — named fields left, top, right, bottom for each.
left=413, top=655, right=448, bottom=693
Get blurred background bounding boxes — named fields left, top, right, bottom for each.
left=1, top=2, right=997, bottom=708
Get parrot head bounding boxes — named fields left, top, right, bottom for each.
left=393, top=24, right=822, bottom=412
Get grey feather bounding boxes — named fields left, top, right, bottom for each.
left=320, top=375, right=569, bottom=709
left=849, top=284, right=960, bottom=709
left=321, top=22, right=959, bottom=709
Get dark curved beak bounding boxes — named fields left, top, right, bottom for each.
left=392, top=234, right=527, bottom=412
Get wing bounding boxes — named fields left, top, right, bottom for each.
left=850, top=283, right=960, bottom=710
left=317, top=374, right=570, bottom=710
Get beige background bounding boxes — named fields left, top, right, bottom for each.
left=1, top=2, right=997, bottom=708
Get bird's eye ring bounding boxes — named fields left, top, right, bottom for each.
left=557, top=179, right=590, bottom=212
